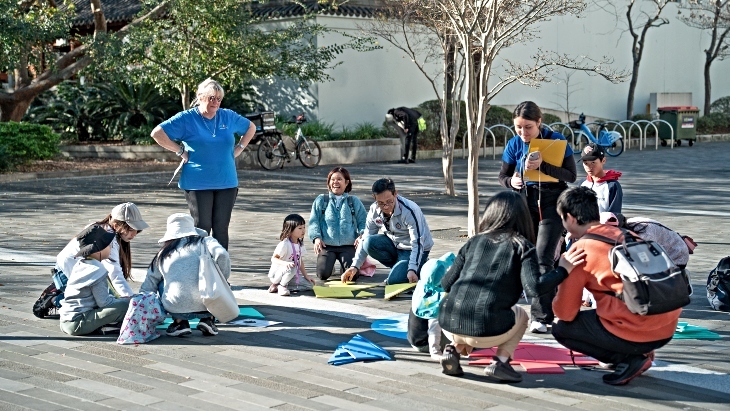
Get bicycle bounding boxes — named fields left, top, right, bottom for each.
left=256, top=114, right=322, bottom=170
left=569, top=113, right=624, bottom=157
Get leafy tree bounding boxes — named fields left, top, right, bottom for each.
left=679, top=0, right=730, bottom=115
left=98, top=0, right=379, bottom=110
left=0, top=0, right=167, bottom=122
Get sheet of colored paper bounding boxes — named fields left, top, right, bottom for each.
left=384, top=283, right=416, bottom=300
left=313, top=286, right=354, bottom=298
left=524, top=139, right=568, bottom=183
left=356, top=291, right=376, bottom=298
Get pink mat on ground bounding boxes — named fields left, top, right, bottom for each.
left=467, top=342, right=599, bottom=373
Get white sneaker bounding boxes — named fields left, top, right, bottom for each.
left=530, top=321, right=548, bottom=334
left=277, top=285, right=290, bottom=296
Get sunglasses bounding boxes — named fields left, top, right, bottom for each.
left=205, top=96, right=223, bottom=103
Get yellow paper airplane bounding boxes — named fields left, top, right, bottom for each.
left=384, top=283, right=416, bottom=300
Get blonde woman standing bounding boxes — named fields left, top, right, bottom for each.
left=151, top=78, right=256, bottom=250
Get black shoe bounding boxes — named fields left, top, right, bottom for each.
left=483, top=357, right=522, bottom=383
left=602, top=355, right=652, bottom=386
left=398, top=158, right=408, bottom=164
left=166, top=320, right=192, bottom=337
left=197, top=317, right=219, bottom=336
left=440, top=345, right=464, bottom=376
left=407, top=158, right=416, bottom=164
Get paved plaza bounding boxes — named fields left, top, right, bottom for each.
left=1, top=141, right=729, bottom=410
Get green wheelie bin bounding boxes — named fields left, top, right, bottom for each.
left=657, top=106, right=699, bottom=147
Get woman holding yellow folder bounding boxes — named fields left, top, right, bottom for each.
left=497, top=101, right=576, bottom=334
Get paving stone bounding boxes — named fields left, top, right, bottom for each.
left=2, top=147, right=730, bottom=410
left=15, top=387, right=112, bottom=411
left=0, top=390, right=68, bottom=411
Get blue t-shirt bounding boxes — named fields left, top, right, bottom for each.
left=502, top=127, right=573, bottom=185
left=160, top=108, right=251, bottom=190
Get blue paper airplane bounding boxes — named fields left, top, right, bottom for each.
left=328, top=334, right=393, bottom=365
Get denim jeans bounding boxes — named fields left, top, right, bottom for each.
left=362, top=234, right=429, bottom=284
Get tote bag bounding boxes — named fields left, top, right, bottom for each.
left=117, top=293, right=165, bottom=345
left=199, top=239, right=239, bottom=322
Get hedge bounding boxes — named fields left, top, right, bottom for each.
left=0, top=122, right=60, bottom=171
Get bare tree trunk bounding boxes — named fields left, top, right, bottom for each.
left=626, top=59, right=640, bottom=119
left=441, top=40, right=456, bottom=196
left=181, top=84, right=190, bottom=110
left=703, top=58, right=712, bottom=115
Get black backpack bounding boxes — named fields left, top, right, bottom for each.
left=707, top=256, right=730, bottom=312
left=32, top=268, right=67, bottom=318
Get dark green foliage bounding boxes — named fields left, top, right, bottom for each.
left=23, top=80, right=179, bottom=144
left=697, top=112, right=730, bottom=134
left=711, top=96, right=730, bottom=116
left=542, top=113, right=562, bottom=125
left=23, top=81, right=108, bottom=142
left=415, top=100, right=466, bottom=149
left=0, top=122, right=59, bottom=169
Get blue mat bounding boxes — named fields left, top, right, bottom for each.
left=370, top=314, right=408, bottom=340
left=156, top=307, right=264, bottom=330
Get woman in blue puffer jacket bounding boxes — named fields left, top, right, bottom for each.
left=308, top=167, right=368, bottom=281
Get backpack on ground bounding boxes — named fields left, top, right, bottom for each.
left=582, top=230, right=690, bottom=315
left=707, top=256, right=730, bottom=312
left=32, top=268, right=68, bottom=318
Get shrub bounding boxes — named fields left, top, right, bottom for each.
left=326, top=122, right=386, bottom=141
left=710, top=96, right=730, bottom=116
left=697, top=112, right=730, bottom=134
left=122, top=124, right=156, bottom=145
left=542, top=113, right=562, bottom=125
left=412, top=100, right=467, bottom=149
left=0, top=122, right=60, bottom=169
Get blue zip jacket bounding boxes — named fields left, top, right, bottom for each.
left=308, top=193, right=367, bottom=247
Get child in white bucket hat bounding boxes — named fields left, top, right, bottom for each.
left=140, top=213, right=231, bottom=337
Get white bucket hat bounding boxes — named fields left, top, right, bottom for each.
left=158, top=213, right=208, bottom=243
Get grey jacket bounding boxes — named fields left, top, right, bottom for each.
left=353, top=195, right=433, bottom=272
left=140, top=236, right=231, bottom=314
left=59, top=258, right=124, bottom=321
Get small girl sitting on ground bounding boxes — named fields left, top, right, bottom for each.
left=269, top=214, right=315, bottom=296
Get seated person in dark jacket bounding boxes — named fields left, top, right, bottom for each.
left=437, top=191, right=584, bottom=382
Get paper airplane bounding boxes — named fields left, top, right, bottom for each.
left=328, top=334, right=393, bottom=366
left=313, top=286, right=354, bottom=298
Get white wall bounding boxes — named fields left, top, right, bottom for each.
left=314, top=16, right=442, bottom=128
left=489, top=2, right=730, bottom=119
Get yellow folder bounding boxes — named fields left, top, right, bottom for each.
left=523, top=139, right=568, bottom=183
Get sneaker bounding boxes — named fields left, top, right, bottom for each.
left=166, top=320, right=192, bottom=337
left=602, top=355, right=652, bottom=386
left=529, top=321, right=548, bottom=334
left=440, top=345, right=464, bottom=376
left=268, top=283, right=278, bottom=293
left=398, top=158, right=408, bottom=164
left=411, top=344, right=430, bottom=353
left=407, top=158, right=416, bottom=164
left=484, top=357, right=523, bottom=383
left=197, top=317, right=219, bottom=336
left=278, top=285, right=291, bottom=296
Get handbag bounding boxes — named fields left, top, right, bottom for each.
left=583, top=231, right=690, bottom=315
left=117, top=293, right=166, bottom=345
left=199, top=239, right=239, bottom=322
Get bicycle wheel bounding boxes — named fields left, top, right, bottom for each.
left=297, top=137, right=321, bottom=168
left=572, top=133, right=590, bottom=156
left=605, top=137, right=624, bottom=157
left=257, top=135, right=285, bottom=170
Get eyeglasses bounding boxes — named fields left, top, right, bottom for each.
left=376, top=198, right=395, bottom=208
left=205, top=96, right=223, bottom=103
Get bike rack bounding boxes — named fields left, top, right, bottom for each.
left=632, top=120, right=667, bottom=150
left=612, top=120, right=642, bottom=150
left=651, top=119, right=675, bottom=149
left=547, top=122, right=578, bottom=147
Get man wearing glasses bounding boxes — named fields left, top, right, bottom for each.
left=341, top=178, right=433, bottom=285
